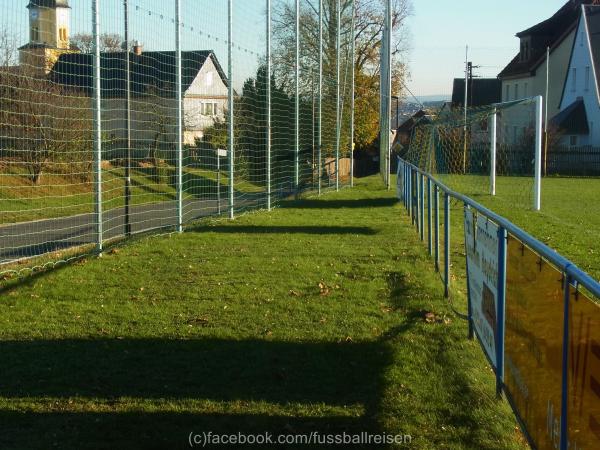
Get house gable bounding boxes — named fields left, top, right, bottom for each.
left=560, top=6, right=600, bottom=109
left=185, top=55, right=228, bottom=98
left=556, top=5, right=600, bottom=144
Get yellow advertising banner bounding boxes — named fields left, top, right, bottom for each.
left=505, top=236, right=564, bottom=450
left=505, top=235, right=600, bottom=450
left=567, top=287, right=600, bottom=449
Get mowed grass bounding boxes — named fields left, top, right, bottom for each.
left=0, top=176, right=526, bottom=450
left=435, top=174, right=600, bottom=280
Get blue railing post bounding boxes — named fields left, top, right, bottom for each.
left=434, top=184, right=440, bottom=272
left=408, top=168, right=412, bottom=218
left=427, top=177, right=432, bottom=255
left=495, top=226, right=507, bottom=397
left=420, top=174, right=425, bottom=242
left=415, top=172, right=420, bottom=230
left=444, top=193, right=450, bottom=298
left=412, top=169, right=416, bottom=224
left=465, top=204, right=474, bottom=340
left=405, top=165, right=409, bottom=211
left=559, top=275, right=570, bottom=450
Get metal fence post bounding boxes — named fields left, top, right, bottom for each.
left=228, top=0, right=234, bottom=219
left=465, top=204, right=474, bottom=340
left=420, top=174, right=425, bottom=241
left=434, top=185, right=440, bottom=271
left=444, top=193, right=450, bottom=298
left=92, top=0, right=103, bottom=253
left=414, top=171, right=419, bottom=228
left=335, top=0, right=341, bottom=191
left=427, top=177, right=432, bottom=255
left=175, top=0, right=183, bottom=232
left=404, top=165, right=408, bottom=210
left=123, top=0, right=131, bottom=236
left=408, top=166, right=415, bottom=219
left=266, top=0, right=272, bottom=210
left=495, top=226, right=507, bottom=396
left=349, top=0, right=356, bottom=187
left=385, top=0, right=392, bottom=189
left=295, top=0, right=300, bottom=195
left=217, top=154, right=221, bottom=215
left=559, top=274, right=571, bottom=450
left=534, top=95, right=543, bottom=211
left=317, top=0, right=323, bottom=196
left=490, top=106, right=497, bottom=196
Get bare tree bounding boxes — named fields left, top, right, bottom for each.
left=71, top=33, right=125, bottom=53
left=0, top=28, right=19, bottom=67
left=0, top=68, right=93, bottom=184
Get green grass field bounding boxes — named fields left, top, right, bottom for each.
left=433, top=174, right=600, bottom=281
left=0, top=176, right=526, bottom=450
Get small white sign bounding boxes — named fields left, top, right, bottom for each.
left=465, top=209, right=500, bottom=366
left=216, top=148, right=228, bottom=157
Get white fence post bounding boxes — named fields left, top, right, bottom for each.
left=490, top=106, right=497, bottom=196
left=534, top=95, right=543, bottom=211
left=92, top=0, right=103, bottom=253
left=266, top=0, right=272, bottom=210
left=175, top=0, right=183, bottom=232
left=228, top=0, right=234, bottom=219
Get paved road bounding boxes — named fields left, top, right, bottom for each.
left=0, top=194, right=270, bottom=265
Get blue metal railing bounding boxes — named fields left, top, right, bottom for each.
left=396, top=156, right=600, bottom=450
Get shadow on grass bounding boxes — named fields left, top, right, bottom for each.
left=279, top=198, right=398, bottom=210
left=192, top=225, right=378, bottom=235
left=0, top=339, right=391, bottom=449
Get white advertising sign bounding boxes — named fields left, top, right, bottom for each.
left=464, top=209, right=500, bottom=366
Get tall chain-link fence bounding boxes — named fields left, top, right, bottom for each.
left=0, top=0, right=355, bottom=275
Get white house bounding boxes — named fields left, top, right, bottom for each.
left=19, top=0, right=229, bottom=146
left=497, top=1, right=600, bottom=144
left=552, top=4, right=600, bottom=146
left=497, top=1, right=600, bottom=116
left=51, top=49, right=229, bottom=146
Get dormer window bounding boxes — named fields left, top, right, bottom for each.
left=520, top=39, right=531, bottom=62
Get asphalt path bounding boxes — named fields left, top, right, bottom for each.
left=0, top=194, right=269, bottom=264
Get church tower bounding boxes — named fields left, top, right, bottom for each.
left=19, top=0, right=73, bottom=74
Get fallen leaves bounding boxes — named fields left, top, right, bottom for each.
left=318, top=282, right=330, bottom=296
left=424, top=311, right=452, bottom=325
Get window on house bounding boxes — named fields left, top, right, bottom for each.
left=524, top=82, right=528, bottom=98
left=31, top=27, right=39, bottom=42
left=514, top=83, right=519, bottom=100
left=203, top=103, right=214, bottom=115
left=569, top=135, right=578, bottom=147
left=585, top=66, right=590, bottom=91
left=59, top=28, right=67, bottom=42
left=505, top=85, right=510, bottom=101
left=572, top=68, right=577, bottom=92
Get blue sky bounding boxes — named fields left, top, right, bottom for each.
left=405, top=0, right=569, bottom=98
left=1, top=0, right=571, bottom=98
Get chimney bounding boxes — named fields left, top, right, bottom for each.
left=132, top=41, right=143, bottom=56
